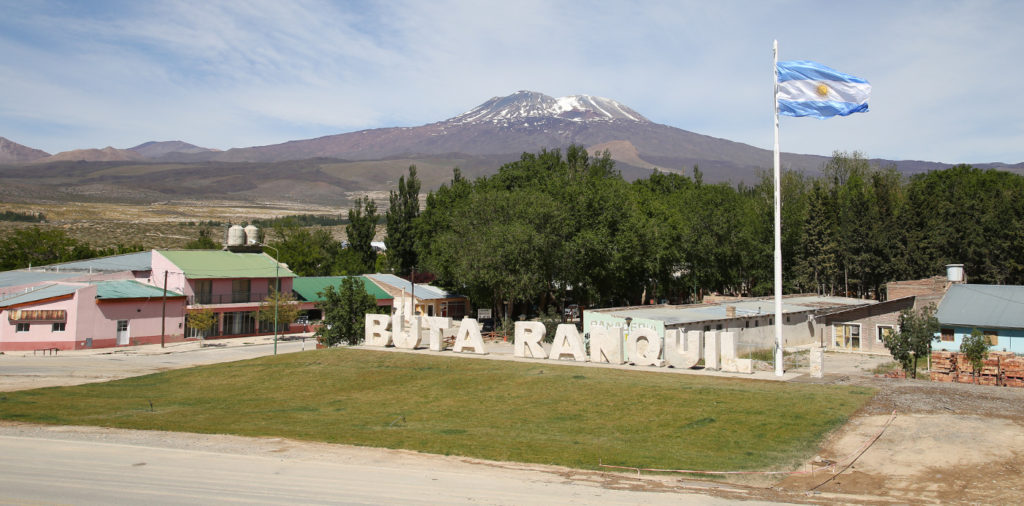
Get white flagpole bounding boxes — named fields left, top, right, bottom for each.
left=773, top=40, right=784, bottom=377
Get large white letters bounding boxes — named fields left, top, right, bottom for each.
left=589, top=325, right=624, bottom=364
left=514, top=321, right=547, bottom=358
left=548, top=324, right=587, bottom=362
left=704, top=331, right=721, bottom=370
left=424, top=316, right=452, bottom=351
left=392, top=316, right=421, bottom=349
left=718, top=332, right=752, bottom=373
left=626, top=327, right=664, bottom=366
left=365, top=314, right=392, bottom=346
left=361, top=312, right=762, bottom=376
left=664, top=329, right=702, bottom=368
left=453, top=317, right=487, bottom=354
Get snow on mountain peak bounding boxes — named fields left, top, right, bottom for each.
left=449, top=91, right=649, bottom=126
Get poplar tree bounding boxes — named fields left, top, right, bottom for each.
left=346, top=196, right=378, bottom=273
left=385, top=165, right=421, bottom=275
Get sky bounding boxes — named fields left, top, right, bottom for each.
left=2, top=0, right=1022, bottom=164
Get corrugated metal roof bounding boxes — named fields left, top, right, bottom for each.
left=0, top=270, right=79, bottom=289
left=0, top=283, right=80, bottom=308
left=365, top=273, right=459, bottom=300
left=292, top=276, right=393, bottom=302
left=158, top=250, right=296, bottom=279
left=589, top=296, right=869, bottom=326
left=42, top=251, right=153, bottom=273
left=93, top=280, right=183, bottom=300
left=936, top=284, right=1024, bottom=329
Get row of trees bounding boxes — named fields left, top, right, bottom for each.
left=0, top=227, right=143, bottom=271
left=375, top=146, right=1024, bottom=321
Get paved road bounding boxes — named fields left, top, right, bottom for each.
left=0, top=337, right=311, bottom=391
left=0, top=425, right=768, bottom=505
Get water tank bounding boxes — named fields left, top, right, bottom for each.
left=946, top=264, right=965, bottom=283
left=227, top=225, right=246, bottom=247
left=244, top=224, right=259, bottom=245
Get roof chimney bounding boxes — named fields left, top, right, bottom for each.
left=726, top=305, right=736, bottom=318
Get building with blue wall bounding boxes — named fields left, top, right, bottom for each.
left=934, top=284, right=1024, bottom=354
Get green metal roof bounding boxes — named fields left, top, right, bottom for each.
left=159, top=250, right=296, bottom=279
left=292, top=276, right=393, bottom=302
left=94, top=280, right=183, bottom=300
left=0, top=283, right=79, bottom=308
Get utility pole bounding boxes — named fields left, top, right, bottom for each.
left=160, top=270, right=168, bottom=348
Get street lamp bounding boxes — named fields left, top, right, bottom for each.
left=260, top=243, right=281, bottom=355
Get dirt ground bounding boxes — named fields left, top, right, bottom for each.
left=2, top=345, right=1022, bottom=504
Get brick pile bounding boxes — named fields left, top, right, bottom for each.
left=930, top=350, right=1024, bottom=387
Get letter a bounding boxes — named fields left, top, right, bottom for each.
left=548, top=324, right=586, bottom=362
left=453, top=318, right=487, bottom=354
left=514, top=321, right=547, bottom=358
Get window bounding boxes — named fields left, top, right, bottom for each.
left=703, top=325, right=711, bottom=332
left=52, top=322, right=66, bottom=332
left=222, top=311, right=255, bottom=335
left=984, top=331, right=998, bottom=346
left=833, top=323, right=862, bottom=350
left=877, top=325, right=894, bottom=343
left=16, top=323, right=30, bottom=332
left=195, top=280, right=213, bottom=304
left=715, top=323, right=723, bottom=331
left=232, top=279, right=251, bottom=303
left=745, top=321, right=750, bottom=328
left=117, top=320, right=129, bottom=332
left=940, top=328, right=954, bottom=342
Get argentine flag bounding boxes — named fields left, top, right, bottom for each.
left=776, top=60, right=870, bottom=119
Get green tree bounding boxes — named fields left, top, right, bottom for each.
left=186, top=306, right=218, bottom=338
left=267, top=226, right=342, bottom=276
left=385, top=165, right=421, bottom=275
left=883, top=305, right=940, bottom=378
left=0, top=227, right=142, bottom=270
left=184, top=227, right=220, bottom=249
left=253, top=290, right=301, bottom=332
left=316, top=277, right=377, bottom=346
left=346, top=196, right=378, bottom=273
left=960, top=329, right=991, bottom=381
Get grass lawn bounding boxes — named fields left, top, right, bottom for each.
left=0, top=348, right=874, bottom=472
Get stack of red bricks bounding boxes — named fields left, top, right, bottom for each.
left=930, top=351, right=958, bottom=382
left=930, top=350, right=1024, bottom=387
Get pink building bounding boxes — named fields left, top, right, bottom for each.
left=0, top=248, right=295, bottom=351
left=152, top=250, right=296, bottom=338
left=0, top=280, right=186, bottom=351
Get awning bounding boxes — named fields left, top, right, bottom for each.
left=8, top=309, right=67, bottom=323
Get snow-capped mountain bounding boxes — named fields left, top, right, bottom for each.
left=195, top=89, right=819, bottom=181
left=450, top=90, right=649, bottom=126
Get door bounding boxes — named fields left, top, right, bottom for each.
left=116, top=320, right=129, bottom=345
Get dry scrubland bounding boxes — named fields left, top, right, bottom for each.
left=0, top=200, right=387, bottom=249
